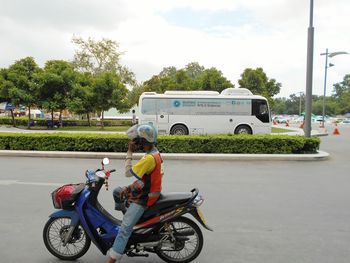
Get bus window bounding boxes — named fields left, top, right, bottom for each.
left=168, top=99, right=251, bottom=115
left=141, top=98, right=156, bottom=115
left=157, top=99, right=171, bottom=113
left=252, top=99, right=270, bottom=123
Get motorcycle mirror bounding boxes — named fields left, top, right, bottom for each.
left=102, top=157, right=110, bottom=166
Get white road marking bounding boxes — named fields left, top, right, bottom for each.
left=0, top=180, right=63, bottom=187
left=0, top=180, right=18, bottom=185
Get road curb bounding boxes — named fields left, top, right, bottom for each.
left=0, top=150, right=330, bottom=161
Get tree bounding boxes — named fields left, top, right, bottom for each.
left=185, top=62, right=205, bottom=79
left=272, top=97, right=287, bottom=114
left=92, top=72, right=129, bottom=128
left=66, top=73, right=95, bottom=126
left=72, top=36, right=136, bottom=85
left=139, top=62, right=233, bottom=100
left=159, top=66, right=177, bottom=78
left=5, top=57, right=41, bottom=128
left=0, top=68, right=17, bottom=126
left=332, top=74, right=350, bottom=114
left=273, top=94, right=341, bottom=116
left=37, top=60, right=76, bottom=127
left=128, top=84, right=145, bottom=106
left=238, top=67, right=281, bottom=105
left=197, top=68, right=233, bottom=92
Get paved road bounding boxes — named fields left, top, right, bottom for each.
left=0, top=126, right=349, bottom=263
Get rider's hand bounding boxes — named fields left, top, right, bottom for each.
left=128, top=141, right=136, bottom=153
left=120, top=186, right=128, bottom=201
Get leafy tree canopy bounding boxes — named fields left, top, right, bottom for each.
left=4, top=57, right=41, bottom=108
left=72, top=36, right=136, bottom=85
left=332, top=74, right=350, bottom=114
left=130, top=62, right=233, bottom=105
left=37, top=60, right=77, bottom=113
left=238, top=67, right=281, bottom=104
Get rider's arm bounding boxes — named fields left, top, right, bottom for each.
left=125, top=150, right=133, bottom=177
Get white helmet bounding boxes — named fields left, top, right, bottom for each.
left=126, top=124, right=158, bottom=144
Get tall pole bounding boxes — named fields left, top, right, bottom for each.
left=322, top=48, right=329, bottom=128
left=304, top=0, right=314, bottom=137
left=320, top=50, right=348, bottom=127
left=296, top=91, right=303, bottom=116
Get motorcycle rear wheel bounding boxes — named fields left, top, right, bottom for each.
left=43, top=217, right=91, bottom=260
left=156, top=217, right=203, bottom=263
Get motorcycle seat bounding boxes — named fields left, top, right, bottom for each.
left=142, top=192, right=193, bottom=219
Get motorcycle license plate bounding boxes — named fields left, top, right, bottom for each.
left=196, top=208, right=206, bottom=224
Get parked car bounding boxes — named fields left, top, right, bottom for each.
left=315, top=115, right=324, bottom=122
left=273, top=116, right=288, bottom=123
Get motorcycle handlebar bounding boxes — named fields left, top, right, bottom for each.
left=109, top=169, right=116, bottom=173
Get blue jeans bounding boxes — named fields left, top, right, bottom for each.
left=111, top=202, right=145, bottom=258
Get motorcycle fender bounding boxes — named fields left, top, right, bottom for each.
left=49, top=210, right=80, bottom=226
left=190, top=209, right=213, bottom=231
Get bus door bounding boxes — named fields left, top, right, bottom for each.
left=156, top=100, right=169, bottom=134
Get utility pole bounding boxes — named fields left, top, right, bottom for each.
left=296, top=91, right=304, bottom=116
left=304, top=0, right=314, bottom=137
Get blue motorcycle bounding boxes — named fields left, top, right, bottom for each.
left=43, top=158, right=212, bottom=263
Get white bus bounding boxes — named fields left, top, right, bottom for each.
left=138, top=88, right=271, bottom=135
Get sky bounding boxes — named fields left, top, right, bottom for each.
left=0, top=0, right=349, bottom=98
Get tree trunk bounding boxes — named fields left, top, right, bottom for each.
left=10, top=109, right=16, bottom=127
left=59, top=110, right=63, bottom=128
left=87, top=113, right=91, bottom=127
left=28, top=106, right=31, bottom=129
left=101, top=111, right=104, bottom=129
left=51, top=109, right=54, bottom=128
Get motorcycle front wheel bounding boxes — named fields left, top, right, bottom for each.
left=156, top=217, right=204, bottom=263
left=43, top=217, right=91, bottom=260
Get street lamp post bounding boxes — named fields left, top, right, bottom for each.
left=304, top=0, right=314, bottom=137
left=296, top=91, right=304, bottom=116
left=320, top=49, right=348, bottom=127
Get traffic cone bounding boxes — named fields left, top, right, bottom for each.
left=333, top=123, right=340, bottom=135
left=285, top=121, right=289, bottom=127
left=299, top=122, right=304, bottom=129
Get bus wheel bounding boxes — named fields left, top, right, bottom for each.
left=170, top=124, right=189, bottom=135
left=234, top=125, right=252, bottom=135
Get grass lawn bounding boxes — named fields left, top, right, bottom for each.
left=271, top=127, right=294, bottom=133
left=15, top=126, right=130, bottom=132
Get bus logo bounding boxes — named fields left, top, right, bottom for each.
left=173, top=100, right=181, bottom=107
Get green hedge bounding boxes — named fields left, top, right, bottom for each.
left=0, top=133, right=320, bottom=154
left=0, top=117, right=132, bottom=127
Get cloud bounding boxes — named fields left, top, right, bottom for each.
left=0, top=0, right=129, bottom=30
left=0, top=0, right=349, bottom=98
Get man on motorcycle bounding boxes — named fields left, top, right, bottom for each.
left=107, top=124, right=163, bottom=263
